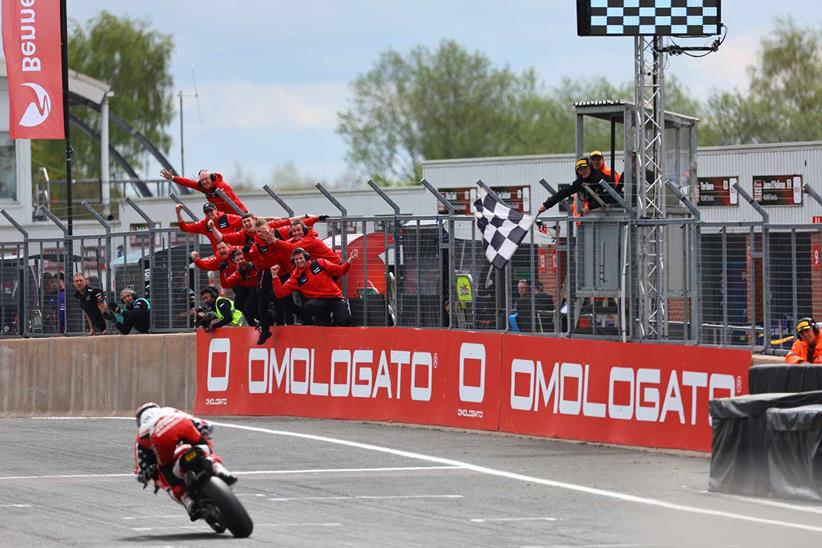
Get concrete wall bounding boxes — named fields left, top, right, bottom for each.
left=0, top=333, right=196, bottom=417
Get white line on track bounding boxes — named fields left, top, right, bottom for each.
left=0, top=504, right=32, bottom=508
left=235, top=465, right=463, bottom=476
left=0, top=465, right=462, bottom=482
left=122, top=515, right=186, bottom=520
left=0, top=473, right=131, bottom=480
left=698, top=490, right=822, bottom=515
left=268, top=494, right=462, bottom=502
left=131, top=522, right=342, bottom=532
left=471, top=517, right=556, bottom=523
left=210, top=420, right=822, bottom=535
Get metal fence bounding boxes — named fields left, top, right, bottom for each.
left=1, top=194, right=818, bottom=354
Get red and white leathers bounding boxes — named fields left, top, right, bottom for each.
left=133, top=407, right=226, bottom=504
left=171, top=173, right=248, bottom=214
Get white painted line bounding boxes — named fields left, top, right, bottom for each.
left=0, top=473, right=131, bottom=480
left=211, top=420, right=822, bottom=535
left=131, top=522, right=342, bottom=532
left=0, top=504, right=32, bottom=508
left=235, top=465, right=463, bottom=476
left=30, top=416, right=132, bottom=420
left=0, top=465, right=461, bottom=482
left=122, top=515, right=186, bottom=520
left=700, top=490, right=822, bottom=516
left=471, top=516, right=556, bottom=523
left=268, top=494, right=462, bottom=502
left=538, top=544, right=655, bottom=548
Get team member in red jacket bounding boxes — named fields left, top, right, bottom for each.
left=160, top=168, right=248, bottom=214
left=223, top=248, right=260, bottom=326
left=177, top=203, right=243, bottom=251
left=272, top=247, right=359, bottom=326
left=288, top=219, right=340, bottom=263
left=191, top=242, right=236, bottom=290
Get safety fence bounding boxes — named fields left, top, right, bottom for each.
left=0, top=194, right=817, bottom=353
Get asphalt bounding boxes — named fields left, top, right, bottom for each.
left=1, top=416, right=822, bottom=547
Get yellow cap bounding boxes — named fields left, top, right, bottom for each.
left=575, top=158, right=590, bottom=170
left=797, top=319, right=814, bottom=333
left=590, top=150, right=603, bottom=158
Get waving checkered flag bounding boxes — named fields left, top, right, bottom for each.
left=473, top=187, right=534, bottom=269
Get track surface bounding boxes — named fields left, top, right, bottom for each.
left=2, top=417, right=822, bottom=547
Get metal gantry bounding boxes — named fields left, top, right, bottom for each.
left=634, top=36, right=667, bottom=338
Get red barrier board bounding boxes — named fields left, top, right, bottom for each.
left=499, top=334, right=750, bottom=451
left=195, top=327, right=751, bottom=452
left=195, top=326, right=502, bottom=431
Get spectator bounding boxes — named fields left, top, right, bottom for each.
left=58, top=272, right=65, bottom=333
left=160, top=168, right=248, bottom=214
left=195, top=286, right=245, bottom=332
left=786, top=317, right=822, bottom=364
left=271, top=247, right=358, bottom=327
left=107, top=288, right=151, bottom=334
left=42, top=273, right=59, bottom=333
left=72, top=272, right=107, bottom=335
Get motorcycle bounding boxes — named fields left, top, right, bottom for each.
left=142, top=445, right=254, bottom=538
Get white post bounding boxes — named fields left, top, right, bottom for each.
left=101, top=92, right=111, bottom=217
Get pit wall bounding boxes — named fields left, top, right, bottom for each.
left=0, top=333, right=196, bottom=417
left=195, top=327, right=752, bottom=452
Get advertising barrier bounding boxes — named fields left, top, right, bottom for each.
left=196, top=327, right=751, bottom=451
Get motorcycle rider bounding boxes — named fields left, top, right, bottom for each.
left=134, top=402, right=237, bottom=520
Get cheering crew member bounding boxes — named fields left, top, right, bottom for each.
left=191, top=242, right=236, bottom=290
left=213, top=219, right=294, bottom=344
left=223, top=248, right=260, bottom=326
left=275, top=214, right=327, bottom=240
left=272, top=247, right=359, bottom=326
left=786, top=318, right=822, bottom=364
left=287, top=219, right=340, bottom=262
left=196, top=287, right=245, bottom=332
left=160, top=168, right=247, bottom=214
left=175, top=203, right=243, bottom=251
left=537, top=157, right=615, bottom=215
left=107, top=288, right=151, bottom=334
left=72, top=272, right=107, bottom=335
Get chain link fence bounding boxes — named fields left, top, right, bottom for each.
left=0, top=207, right=815, bottom=354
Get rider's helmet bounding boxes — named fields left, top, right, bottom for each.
left=135, top=402, right=160, bottom=426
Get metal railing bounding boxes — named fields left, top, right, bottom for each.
left=0, top=181, right=816, bottom=355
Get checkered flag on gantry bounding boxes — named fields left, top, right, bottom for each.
left=472, top=187, right=534, bottom=269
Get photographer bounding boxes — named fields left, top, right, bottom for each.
left=195, top=287, right=245, bottom=332
left=106, top=288, right=151, bottom=334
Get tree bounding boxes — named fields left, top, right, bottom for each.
left=338, top=40, right=706, bottom=182
left=32, top=11, right=175, bottom=183
left=337, top=40, right=558, bottom=184
left=701, top=17, right=822, bottom=145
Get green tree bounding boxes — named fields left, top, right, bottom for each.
left=337, top=40, right=559, bottom=184
left=32, top=11, right=175, bottom=183
left=701, top=17, right=822, bottom=145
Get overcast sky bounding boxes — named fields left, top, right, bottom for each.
left=9, top=1, right=822, bottom=183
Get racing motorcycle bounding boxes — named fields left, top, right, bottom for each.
left=143, top=445, right=253, bottom=538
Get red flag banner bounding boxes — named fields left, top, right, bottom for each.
left=2, top=0, right=64, bottom=139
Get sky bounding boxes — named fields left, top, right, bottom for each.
left=11, top=1, right=822, bottom=184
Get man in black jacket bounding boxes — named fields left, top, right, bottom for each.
left=72, top=272, right=107, bottom=335
left=107, top=288, right=151, bottom=334
left=538, top=157, right=620, bottom=214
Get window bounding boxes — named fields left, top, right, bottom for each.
left=0, top=133, right=17, bottom=201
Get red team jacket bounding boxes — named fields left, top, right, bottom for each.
left=172, top=173, right=248, bottom=214
left=273, top=258, right=350, bottom=299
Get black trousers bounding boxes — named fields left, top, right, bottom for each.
left=273, top=274, right=295, bottom=325
left=257, top=269, right=274, bottom=333
left=232, top=285, right=258, bottom=326
left=304, top=298, right=351, bottom=327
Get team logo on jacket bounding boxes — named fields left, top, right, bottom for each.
left=310, top=260, right=322, bottom=275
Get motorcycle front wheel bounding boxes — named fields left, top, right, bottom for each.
left=199, top=477, right=253, bottom=538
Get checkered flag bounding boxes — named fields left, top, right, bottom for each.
left=473, top=187, right=534, bottom=269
